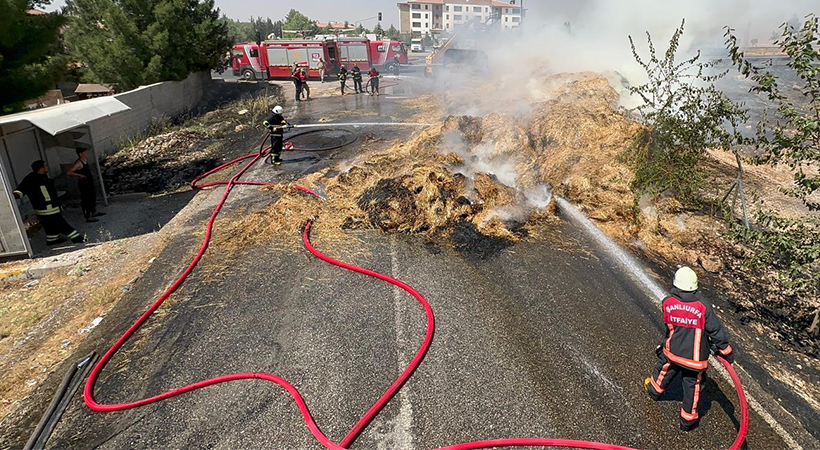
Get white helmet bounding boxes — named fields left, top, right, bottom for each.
left=272, top=105, right=284, bottom=114
left=673, top=266, right=698, bottom=292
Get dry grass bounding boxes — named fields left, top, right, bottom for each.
left=0, top=235, right=165, bottom=423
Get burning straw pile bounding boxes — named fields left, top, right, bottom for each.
left=217, top=73, right=640, bottom=257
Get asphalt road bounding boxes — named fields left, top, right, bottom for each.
left=6, top=78, right=814, bottom=450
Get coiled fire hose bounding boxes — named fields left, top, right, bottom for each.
left=83, top=133, right=749, bottom=450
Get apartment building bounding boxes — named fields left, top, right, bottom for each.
left=398, top=0, right=522, bottom=36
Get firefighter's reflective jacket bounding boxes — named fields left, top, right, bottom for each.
left=661, top=287, right=733, bottom=370
left=14, top=172, right=62, bottom=216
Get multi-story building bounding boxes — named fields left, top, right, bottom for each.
left=398, top=0, right=522, bottom=36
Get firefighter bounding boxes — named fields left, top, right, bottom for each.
left=67, top=147, right=105, bottom=223
left=318, top=58, right=326, bottom=83
left=351, top=65, right=363, bottom=94
left=262, top=106, right=290, bottom=166
left=368, top=66, right=381, bottom=96
left=392, top=55, right=401, bottom=76
left=291, top=64, right=302, bottom=102
left=14, top=160, right=83, bottom=246
left=338, top=65, right=348, bottom=95
left=299, top=68, right=311, bottom=101
left=645, top=266, right=735, bottom=432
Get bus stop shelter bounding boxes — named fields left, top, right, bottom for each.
left=0, top=97, right=130, bottom=258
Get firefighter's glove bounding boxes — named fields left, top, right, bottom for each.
left=654, top=345, right=663, bottom=357
left=722, top=351, right=735, bottom=365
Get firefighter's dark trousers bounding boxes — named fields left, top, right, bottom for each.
left=353, top=79, right=363, bottom=93
left=39, top=213, right=81, bottom=243
left=370, top=78, right=379, bottom=95
left=270, top=134, right=283, bottom=164
left=647, top=354, right=705, bottom=426
left=340, top=81, right=346, bottom=95
left=79, top=179, right=96, bottom=219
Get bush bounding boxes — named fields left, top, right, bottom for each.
left=626, top=20, right=748, bottom=205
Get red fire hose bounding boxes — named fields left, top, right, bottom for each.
left=83, top=134, right=749, bottom=450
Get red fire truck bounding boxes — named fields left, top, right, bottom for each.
left=231, top=38, right=408, bottom=81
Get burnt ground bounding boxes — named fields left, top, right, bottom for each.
left=1, top=75, right=818, bottom=449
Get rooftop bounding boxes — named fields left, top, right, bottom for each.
left=399, top=0, right=518, bottom=7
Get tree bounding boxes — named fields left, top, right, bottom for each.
left=726, top=15, right=820, bottom=211
left=627, top=20, right=749, bottom=205
left=0, top=0, right=66, bottom=113
left=283, top=9, right=316, bottom=37
left=250, top=16, right=275, bottom=40
left=386, top=24, right=400, bottom=40
left=373, top=23, right=384, bottom=36
left=64, top=0, right=230, bottom=91
left=224, top=17, right=253, bottom=43
left=354, top=24, right=366, bottom=35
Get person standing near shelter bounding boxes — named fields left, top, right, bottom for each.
left=14, top=160, right=83, bottom=245
left=351, top=65, right=363, bottom=94
left=299, top=68, right=311, bottom=101
left=291, top=64, right=303, bottom=102
left=263, top=105, right=290, bottom=166
left=67, top=147, right=105, bottom=223
left=318, top=58, right=326, bottom=83
left=368, top=66, right=381, bottom=96
left=644, top=266, right=735, bottom=432
left=338, top=65, right=348, bottom=95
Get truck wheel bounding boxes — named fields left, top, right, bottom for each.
left=385, top=63, right=396, bottom=73
left=241, top=69, right=256, bottom=81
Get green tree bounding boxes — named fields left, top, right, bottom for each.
left=626, top=20, right=748, bottom=205
left=386, top=24, right=400, bottom=39
left=373, top=23, right=385, bottom=36
left=0, top=0, right=66, bottom=113
left=354, top=24, right=366, bottom=35
left=250, top=16, right=275, bottom=40
left=224, top=17, right=253, bottom=43
left=726, top=15, right=820, bottom=211
left=282, top=9, right=316, bottom=37
left=64, top=0, right=230, bottom=91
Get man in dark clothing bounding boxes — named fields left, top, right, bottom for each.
left=351, top=65, right=363, bottom=94
left=67, top=147, right=105, bottom=223
left=368, top=67, right=380, bottom=96
left=338, top=65, right=348, bottom=95
left=14, top=160, right=83, bottom=245
left=262, top=105, right=289, bottom=166
left=645, top=266, right=734, bottom=432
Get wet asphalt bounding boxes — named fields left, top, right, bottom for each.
left=5, top=76, right=811, bottom=449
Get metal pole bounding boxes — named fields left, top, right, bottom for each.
left=85, top=126, right=109, bottom=207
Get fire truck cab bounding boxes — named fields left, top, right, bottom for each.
left=369, top=40, right=409, bottom=71
left=231, top=44, right=264, bottom=80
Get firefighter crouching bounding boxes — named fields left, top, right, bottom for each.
left=645, top=266, right=735, bottom=432
left=263, top=105, right=289, bottom=166
left=14, top=160, right=83, bottom=246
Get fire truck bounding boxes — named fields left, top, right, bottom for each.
left=231, top=38, right=408, bottom=81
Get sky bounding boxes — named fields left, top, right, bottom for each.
left=42, top=0, right=560, bottom=29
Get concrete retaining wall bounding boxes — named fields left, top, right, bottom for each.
left=90, top=71, right=211, bottom=157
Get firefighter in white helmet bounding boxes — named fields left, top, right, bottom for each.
left=262, top=106, right=289, bottom=166
left=645, top=266, right=734, bottom=432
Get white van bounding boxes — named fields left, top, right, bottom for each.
left=411, top=38, right=424, bottom=53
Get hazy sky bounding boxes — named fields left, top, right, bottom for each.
left=43, top=0, right=560, bottom=28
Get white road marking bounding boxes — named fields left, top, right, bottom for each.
left=555, top=196, right=803, bottom=449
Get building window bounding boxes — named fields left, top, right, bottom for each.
left=424, top=13, right=428, bottom=18
left=512, top=17, right=520, bottom=22
left=412, top=13, right=421, bottom=18
left=412, top=4, right=420, bottom=9
left=512, top=8, right=520, bottom=14
left=424, top=4, right=429, bottom=9
left=412, top=22, right=422, bottom=27
left=504, top=17, right=508, bottom=22
left=445, top=5, right=449, bottom=11
left=453, top=6, right=462, bottom=11
left=445, top=14, right=449, bottom=20
left=454, top=14, right=462, bottom=21
left=425, top=22, right=428, bottom=28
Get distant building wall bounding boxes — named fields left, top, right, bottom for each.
left=90, top=71, right=211, bottom=157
